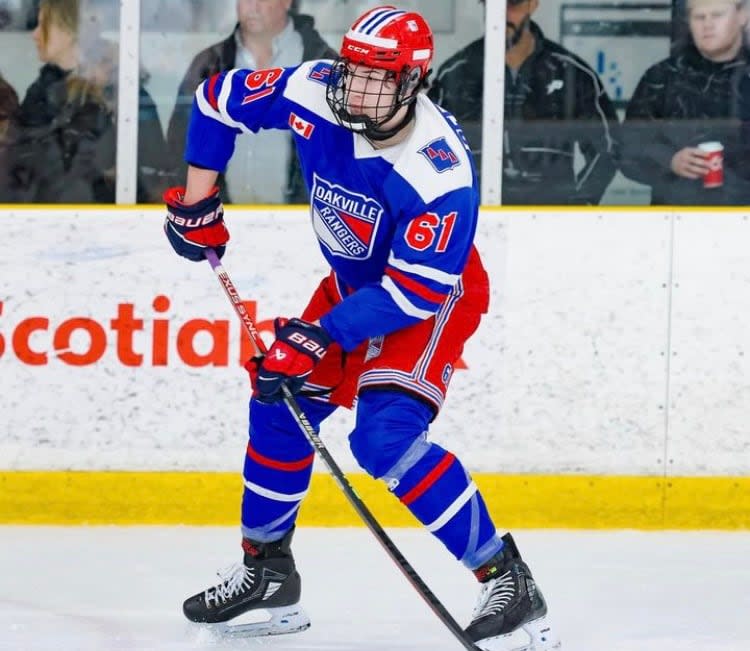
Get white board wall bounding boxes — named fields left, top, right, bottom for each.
left=0, top=207, right=748, bottom=476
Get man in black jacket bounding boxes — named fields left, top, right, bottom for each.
left=166, top=0, right=335, bottom=204
left=621, top=0, right=750, bottom=205
left=429, top=0, right=619, bottom=205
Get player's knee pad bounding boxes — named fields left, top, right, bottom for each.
left=348, top=390, right=434, bottom=479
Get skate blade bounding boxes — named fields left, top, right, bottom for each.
left=200, top=605, right=311, bottom=638
left=475, top=614, right=561, bottom=651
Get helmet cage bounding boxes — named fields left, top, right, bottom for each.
left=326, top=57, right=422, bottom=140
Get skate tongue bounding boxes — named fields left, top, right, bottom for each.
left=474, top=540, right=514, bottom=583
left=242, top=539, right=262, bottom=559
left=474, top=559, right=501, bottom=583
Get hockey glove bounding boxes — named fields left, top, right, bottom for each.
left=255, top=318, right=332, bottom=402
left=164, top=186, right=229, bottom=262
left=244, top=354, right=263, bottom=393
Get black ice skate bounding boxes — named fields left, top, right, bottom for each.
left=182, top=527, right=310, bottom=637
left=466, top=533, right=561, bottom=651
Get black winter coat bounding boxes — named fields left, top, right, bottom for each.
left=0, top=72, right=17, bottom=123
left=166, top=14, right=336, bottom=204
left=429, top=22, right=620, bottom=205
left=621, top=44, right=750, bottom=205
left=129, top=84, right=173, bottom=203
left=2, top=64, right=116, bottom=203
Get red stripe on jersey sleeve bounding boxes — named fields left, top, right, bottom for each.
left=385, top=267, right=448, bottom=305
left=206, top=74, right=220, bottom=111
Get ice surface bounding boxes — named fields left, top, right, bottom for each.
left=0, top=527, right=748, bottom=651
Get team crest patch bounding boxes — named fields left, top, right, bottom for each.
left=419, top=137, right=460, bottom=172
left=307, top=61, right=331, bottom=85
left=365, top=335, right=384, bottom=362
left=311, top=174, right=383, bottom=260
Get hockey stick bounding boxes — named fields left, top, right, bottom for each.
left=204, top=248, right=481, bottom=651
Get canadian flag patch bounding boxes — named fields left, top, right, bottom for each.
left=289, top=112, right=314, bottom=139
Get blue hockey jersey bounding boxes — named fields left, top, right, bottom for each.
left=185, top=60, right=484, bottom=352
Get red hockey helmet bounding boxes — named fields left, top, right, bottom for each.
left=327, top=6, right=434, bottom=139
left=340, top=5, right=434, bottom=82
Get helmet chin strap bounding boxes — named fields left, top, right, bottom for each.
left=506, top=15, right=530, bottom=51
left=363, top=99, right=417, bottom=141
left=329, top=93, right=417, bottom=142
left=362, top=66, right=424, bottom=141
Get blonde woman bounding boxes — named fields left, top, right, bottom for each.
left=5, top=0, right=115, bottom=202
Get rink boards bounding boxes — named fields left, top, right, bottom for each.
left=1, top=205, right=748, bottom=528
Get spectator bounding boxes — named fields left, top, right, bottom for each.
left=621, top=0, right=750, bottom=205
left=4, top=0, right=116, bottom=202
left=429, top=0, right=619, bottom=205
left=79, top=33, right=171, bottom=202
left=166, top=0, right=335, bottom=204
left=0, top=71, right=19, bottom=195
left=738, top=24, right=750, bottom=166
left=0, top=71, right=18, bottom=139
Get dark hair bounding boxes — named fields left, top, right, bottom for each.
left=290, top=0, right=300, bottom=14
left=0, top=72, right=19, bottom=122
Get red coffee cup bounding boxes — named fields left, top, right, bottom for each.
left=698, top=141, right=724, bottom=188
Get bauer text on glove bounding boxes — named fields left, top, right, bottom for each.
left=163, top=186, right=229, bottom=261
left=255, top=318, right=332, bottom=402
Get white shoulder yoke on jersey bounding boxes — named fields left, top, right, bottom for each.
left=387, top=95, right=474, bottom=205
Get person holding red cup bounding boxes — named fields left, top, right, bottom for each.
left=620, top=0, right=750, bottom=204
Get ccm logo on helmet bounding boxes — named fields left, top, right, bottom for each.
left=166, top=210, right=222, bottom=228
left=346, top=43, right=370, bottom=54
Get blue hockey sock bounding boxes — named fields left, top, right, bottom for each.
left=389, top=442, right=502, bottom=569
left=351, top=390, right=502, bottom=569
left=240, top=396, right=335, bottom=542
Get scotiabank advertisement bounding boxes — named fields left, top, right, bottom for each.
left=0, top=210, right=505, bottom=472
left=1, top=210, right=331, bottom=470
left=7, top=209, right=742, bottom=477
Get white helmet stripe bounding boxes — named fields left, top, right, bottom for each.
left=344, top=30, right=398, bottom=49
left=357, top=8, right=406, bottom=35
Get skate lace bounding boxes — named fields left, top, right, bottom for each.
left=471, top=570, right=515, bottom=619
left=204, top=563, right=256, bottom=607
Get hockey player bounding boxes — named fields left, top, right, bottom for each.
left=163, top=5, right=560, bottom=650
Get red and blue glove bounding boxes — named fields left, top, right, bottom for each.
left=163, top=186, right=229, bottom=261
left=249, top=318, right=332, bottom=402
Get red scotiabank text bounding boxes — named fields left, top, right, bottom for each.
left=0, top=295, right=272, bottom=367
left=0, top=296, right=467, bottom=370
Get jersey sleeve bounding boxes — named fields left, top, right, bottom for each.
left=184, top=66, right=300, bottom=171
left=320, top=188, right=478, bottom=351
